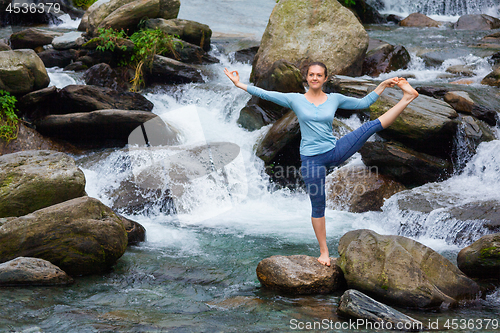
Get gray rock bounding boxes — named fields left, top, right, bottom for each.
left=362, top=43, right=411, bottom=77
left=148, top=55, right=204, bottom=84
left=52, top=31, right=85, bottom=50
left=0, top=49, right=49, bottom=94
left=256, top=255, right=346, bottom=294
left=445, top=65, right=474, bottom=77
left=454, top=14, right=500, bottom=30
left=338, top=229, right=480, bottom=309
left=145, top=18, right=212, bottom=51
left=251, top=0, right=368, bottom=82
left=117, top=215, right=146, bottom=245
left=0, top=196, right=128, bottom=276
left=0, top=41, right=10, bottom=51
left=37, top=48, right=78, bottom=68
left=0, top=150, right=86, bottom=218
left=337, top=289, right=424, bottom=331
left=0, top=257, right=73, bottom=286
left=444, top=91, right=498, bottom=125
left=326, top=166, right=406, bottom=213
left=421, top=49, right=472, bottom=67
left=97, top=0, right=161, bottom=34
left=9, top=28, right=63, bottom=50
left=457, top=233, right=500, bottom=280
left=481, top=66, right=500, bottom=87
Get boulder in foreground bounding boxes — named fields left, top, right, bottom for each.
left=0, top=257, right=73, bottom=286
left=0, top=49, right=49, bottom=95
left=457, top=233, right=500, bottom=280
left=256, top=255, right=346, bottom=294
left=338, top=229, right=480, bottom=309
left=0, top=196, right=128, bottom=276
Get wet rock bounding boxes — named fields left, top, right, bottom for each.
left=420, top=49, right=472, bottom=67
left=147, top=55, right=204, bottom=84
left=251, top=0, right=368, bottom=82
left=359, top=141, right=451, bottom=186
left=362, top=43, right=411, bottom=77
left=17, top=86, right=59, bottom=120
left=444, top=91, right=498, bottom=126
left=0, top=150, right=86, bottom=218
left=338, top=229, right=480, bottom=309
left=232, top=46, right=260, bottom=64
left=33, top=110, right=167, bottom=146
left=456, top=116, right=496, bottom=160
left=337, top=289, right=424, bottom=331
left=399, top=13, right=441, bottom=28
left=63, top=61, right=87, bottom=71
left=0, top=196, right=128, bottom=276
left=145, top=18, right=212, bottom=51
left=386, top=14, right=403, bottom=24
left=368, top=88, right=458, bottom=157
left=458, top=233, right=500, bottom=280
left=0, top=122, right=78, bottom=157
left=256, top=255, right=346, bottom=294
left=0, top=41, right=10, bottom=51
left=52, top=31, right=85, bottom=50
left=83, top=63, right=132, bottom=92
left=81, top=0, right=180, bottom=37
left=415, top=86, right=449, bottom=99
left=9, top=28, right=63, bottom=50
left=347, top=0, right=386, bottom=24
left=454, top=14, right=500, bottom=30
left=117, top=215, right=146, bottom=245
left=56, top=85, right=154, bottom=113
left=481, top=66, right=500, bottom=87
left=238, top=60, right=304, bottom=131
left=0, top=49, right=49, bottom=94
left=164, top=39, right=218, bottom=64
left=445, top=65, right=474, bottom=77
left=326, top=166, right=406, bottom=213
left=0, top=257, right=73, bottom=286
left=37, top=49, right=78, bottom=68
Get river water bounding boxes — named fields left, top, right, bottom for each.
left=1, top=0, right=500, bottom=332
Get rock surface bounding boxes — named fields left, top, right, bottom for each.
left=9, top=28, right=63, bottom=50
left=251, top=0, right=369, bottom=82
left=0, top=196, right=128, bottom=276
left=148, top=55, right=204, bottom=84
left=359, top=141, right=451, bottom=186
left=481, top=66, right=500, bottom=87
left=83, top=63, right=132, bottom=92
left=37, top=49, right=78, bottom=68
left=256, top=255, right=346, bottom=294
left=338, top=229, right=480, bottom=309
left=0, top=257, right=73, bottom=286
left=444, top=91, right=498, bottom=125
left=454, top=14, right=500, bottom=30
left=52, top=31, right=85, bottom=50
left=399, top=13, right=441, bottom=27
left=145, top=18, right=212, bottom=51
left=0, top=150, right=86, bottom=218
left=0, top=49, right=50, bottom=94
left=326, top=166, right=406, bottom=213
left=337, top=289, right=424, bottom=330
left=362, top=43, right=410, bottom=77
left=457, top=233, right=500, bottom=280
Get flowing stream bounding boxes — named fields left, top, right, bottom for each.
left=1, top=0, right=500, bottom=332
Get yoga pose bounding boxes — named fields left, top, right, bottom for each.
left=224, top=62, right=419, bottom=266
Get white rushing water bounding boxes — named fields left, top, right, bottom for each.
left=373, top=0, right=500, bottom=18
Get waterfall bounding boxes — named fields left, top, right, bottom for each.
left=371, top=0, right=500, bottom=17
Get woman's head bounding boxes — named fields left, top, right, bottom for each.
left=306, top=62, right=328, bottom=89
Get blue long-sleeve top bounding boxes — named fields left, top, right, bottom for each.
left=247, top=86, right=380, bottom=156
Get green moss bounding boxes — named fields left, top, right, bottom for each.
left=480, top=246, right=498, bottom=259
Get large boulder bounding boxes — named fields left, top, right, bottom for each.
left=399, top=13, right=441, bottom=27
left=163, top=39, right=218, bottom=65
left=457, top=233, right=500, bottom=280
left=338, top=229, right=480, bottom=309
left=9, top=28, right=63, bottom=50
left=0, top=150, right=86, bottom=218
left=52, top=31, right=86, bottom=50
left=368, top=88, right=458, bottom=157
left=37, top=49, right=78, bottom=68
left=238, top=60, right=304, bottom=131
left=80, top=0, right=180, bottom=36
left=326, top=166, right=406, bottom=213
left=34, top=110, right=178, bottom=147
left=0, top=49, right=50, bottom=95
left=251, top=0, right=369, bottom=82
left=145, top=18, right=212, bottom=51
left=362, top=43, right=411, bottom=77
left=0, top=257, right=73, bottom=286
left=0, top=196, right=128, bottom=276
left=256, top=255, right=346, bottom=294
left=0, top=122, right=79, bottom=157
left=83, top=63, right=133, bottom=92
left=337, top=289, right=424, bottom=331
left=359, top=141, right=451, bottom=186
left=454, top=14, right=500, bottom=30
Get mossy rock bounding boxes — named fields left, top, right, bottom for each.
left=457, top=233, right=500, bottom=280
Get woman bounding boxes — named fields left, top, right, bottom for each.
left=224, top=62, right=419, bottom=266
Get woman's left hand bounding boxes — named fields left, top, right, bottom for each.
left=382, top=77, right=399, bottom=88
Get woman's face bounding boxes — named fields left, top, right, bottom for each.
left=306, top=65, right=327, bottom=89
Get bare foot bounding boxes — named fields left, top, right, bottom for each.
left=397, top=78, right=419, bottom=100
left=317, top=254, right=331, bottom=266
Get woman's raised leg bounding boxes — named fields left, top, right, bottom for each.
left=378, top=78, right=419, bottom=129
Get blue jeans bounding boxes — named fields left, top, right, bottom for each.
left=300, top=119, right=383, bottom=218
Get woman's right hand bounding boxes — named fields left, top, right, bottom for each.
left=224, top=68, right=240, bottom=85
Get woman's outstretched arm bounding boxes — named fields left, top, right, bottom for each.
left=337, top=77, right=400, bottom=109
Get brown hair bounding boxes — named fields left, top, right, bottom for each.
left=307, top=62, right=328, bottom=77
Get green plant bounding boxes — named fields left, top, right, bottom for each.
left=94, top=28, right=128, bottom=53
left=0, top=90, right=19, bottom=143
left=341, top=0, right=356, bottom=7
left=72, top=0, right=98, bottom=9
